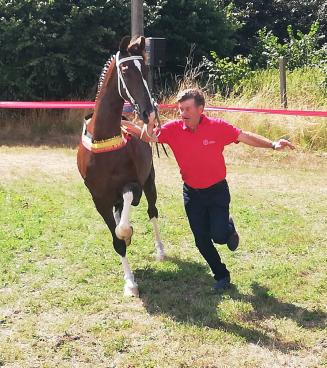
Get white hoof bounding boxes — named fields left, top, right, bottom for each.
left=124, top=279, right=139, bottom=297
left=156, top=251, right=166, bottom=262
left=115, top=225, right=133, bottom=241
left=155, top=241, right=166, bottom=261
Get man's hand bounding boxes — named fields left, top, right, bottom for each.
left=238, top=131, right=295, bottom=150
left=273, top=139, right=295, bottom=150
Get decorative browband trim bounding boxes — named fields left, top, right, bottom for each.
left=81, top=121, right=128, bottom=153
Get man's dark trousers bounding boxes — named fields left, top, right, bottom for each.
left=183, top=179, right=235, bottom=281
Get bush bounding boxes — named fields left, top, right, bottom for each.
left=202, top=52, right=252, bottom=96
left=253, top=22, right=327, bottom=70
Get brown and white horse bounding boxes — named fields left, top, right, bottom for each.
left=77, top=36, right=165, bottom=297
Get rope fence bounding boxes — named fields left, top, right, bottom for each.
left=1, top=101, right=327, bottom=117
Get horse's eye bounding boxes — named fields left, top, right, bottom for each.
left=121, top=65, right=128, bottom=73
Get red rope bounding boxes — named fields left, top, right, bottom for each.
left=0, top=101, right=326, bottom=117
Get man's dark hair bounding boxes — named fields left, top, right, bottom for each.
left=176, top=88, right=205, bottom=107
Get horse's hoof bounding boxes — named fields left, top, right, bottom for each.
left=155, top=251, right=166, bottom=262
left=124, top=285, right=139, bottom=297
left=115, top=225, right=133, bottom=240
left=155, top=241, right=166, bottom=261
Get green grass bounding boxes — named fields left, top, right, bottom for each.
left=0, top=146, right=326, bottom=367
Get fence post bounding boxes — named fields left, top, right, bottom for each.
left=279, top=57, right=288, bottom=109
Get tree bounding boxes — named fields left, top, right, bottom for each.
left=0, top=0, right=129, bottom=100
left=219, top=0, right=327, bottom=56
left=144, top=0, right=236, bottom=74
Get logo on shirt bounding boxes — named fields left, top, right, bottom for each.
left=203, top=139, right=216, bottom=146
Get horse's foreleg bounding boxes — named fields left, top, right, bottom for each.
left=93, top=198, right=138, bottom=297
left=121, top=256, right=139, bottom=297
left=143, top=165, right=166, bottom=261
left=115, top=191, right=133, bottom=244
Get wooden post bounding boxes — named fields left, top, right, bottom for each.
left=131, top=0, right=144, bottom=37
left=279, top=57, right=288, bottom=108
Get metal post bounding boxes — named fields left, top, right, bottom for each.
left=279, top=57, right=288, bottom=109
left=131, top=0, right=144, bottom=37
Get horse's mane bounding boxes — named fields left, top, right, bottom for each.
left=95, top=55, right=115, bottom=102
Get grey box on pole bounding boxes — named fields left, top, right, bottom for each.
left=145, top=38, right=166, bottom=67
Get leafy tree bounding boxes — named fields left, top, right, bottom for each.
left=253, top=22, right=327, bottom=70
left=144, top=0, right=236, bottom=74
left=219, top=0, right=327, bottom=56
left=202, top=52, right=252, bottom=96
left=203, top=22, right=327, bottom=95
left=0, top=0, right=237, bottom=99
left=0, top=0, right=129, bottom=100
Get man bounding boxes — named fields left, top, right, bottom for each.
left=138, top=88, right=295, bottom=291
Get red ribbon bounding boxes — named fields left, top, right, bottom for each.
left=0, top=101, right=326, bottom=117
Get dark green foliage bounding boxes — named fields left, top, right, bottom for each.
left=0, top=0, right=130, bottom=100
left=1, top=0, right=326, bottom=100
left=252, top=22, right=327, bottom=70
left=0, top=0, right=236, bottom=100
left=144, top=0, right=235, bottom=74
left=203, top=22, right=327, bottom=96
left=220, top=0, right=327, bottom=56
left=202, top=53, right=252, bottom=96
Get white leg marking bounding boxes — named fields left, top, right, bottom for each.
left=113, top=209, right=121, bottom=225
left=115, top=191, right=133, bottom=241
left=121, top=256, right=139, bottom=297
left=151, top=217, right=166, bottom=261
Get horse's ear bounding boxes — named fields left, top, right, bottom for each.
left=127, top=36, right=145, bottom=55
left=119, top=36, right=131, bottom=54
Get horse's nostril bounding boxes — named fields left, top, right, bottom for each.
left=143, top=112, right=148, bottom=122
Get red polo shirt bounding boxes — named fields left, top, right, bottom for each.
left=157, top=114, right=241, bottom=189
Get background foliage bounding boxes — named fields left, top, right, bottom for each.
left=0, top=0, right=326, bottom=100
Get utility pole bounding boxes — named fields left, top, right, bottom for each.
left=131, top=0, right=144, bottom=37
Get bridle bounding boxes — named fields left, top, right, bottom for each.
left=115, top=51, right=161, bottom=139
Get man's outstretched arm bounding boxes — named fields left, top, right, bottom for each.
left=238, top=131, right=295, bottom=150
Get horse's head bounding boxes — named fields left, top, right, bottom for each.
left=116, top=36, right=156, bottom=125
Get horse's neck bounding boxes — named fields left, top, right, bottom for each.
left=91, top=71, right=124, bottom=141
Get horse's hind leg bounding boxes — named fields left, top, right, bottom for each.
left=93, top=198, right=138, bottom=297
left=143, top=164, right=166, bottom=261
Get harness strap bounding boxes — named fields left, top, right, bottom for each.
left=115, top=51, right=156, bottom=113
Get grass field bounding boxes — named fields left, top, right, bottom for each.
left=0, top=144, right=326, bottom=367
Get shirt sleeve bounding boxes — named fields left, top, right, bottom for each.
left=156, top=121, right=174, bottom=144
left=219, top=120, right=241, bottom=146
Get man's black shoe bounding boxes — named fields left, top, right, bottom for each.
left=227, top=217, right=239, bottom=251
left=212, top=276, right=231, bottom=292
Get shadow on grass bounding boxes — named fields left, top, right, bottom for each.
left=135, top=256, right=326, bottom=352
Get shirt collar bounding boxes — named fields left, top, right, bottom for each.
left=182, top=114, right=208, bottom=131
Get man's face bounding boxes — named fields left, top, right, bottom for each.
left=178, top=98, right=204, bottom=130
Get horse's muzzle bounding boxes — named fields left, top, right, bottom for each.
left=141, top=110, right=155, bottom=125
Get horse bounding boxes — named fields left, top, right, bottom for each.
left=77, top=36, right=166, bottom=297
